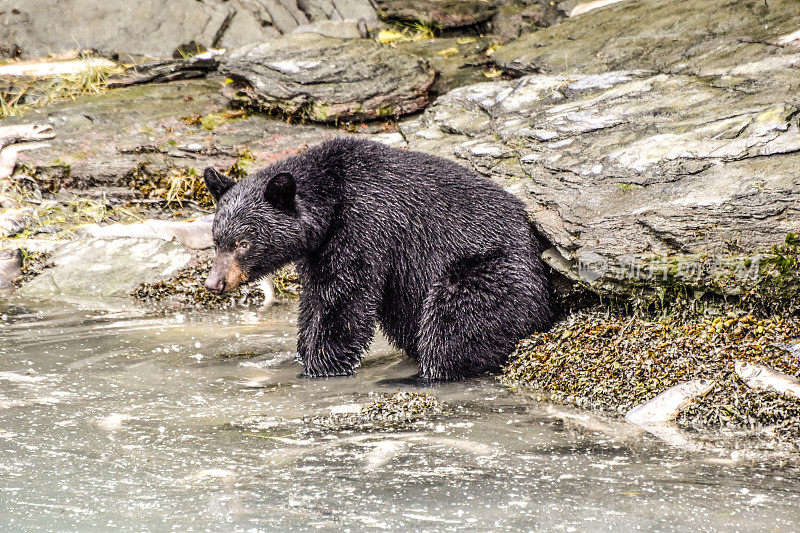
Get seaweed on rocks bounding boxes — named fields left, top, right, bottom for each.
left=305, top=391, right=445, bottom=432
left=503, top=307, right=800, bottom=448
left=131, top=255, right=299, bottom=309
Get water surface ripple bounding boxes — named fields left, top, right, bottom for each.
left=0, top=300, right=798, bottom=531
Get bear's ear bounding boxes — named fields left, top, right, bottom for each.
left=203, top=167, right=236, bottom=203
left=265, top=172, right=296, bottom=211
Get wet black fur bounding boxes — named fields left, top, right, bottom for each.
left=206, top=138, right=553, bottom=380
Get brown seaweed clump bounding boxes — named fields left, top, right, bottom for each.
left=678, top=381, right=800, bottom=445
left=306, top=391, right=445, bottom=432
left=503, top=308, right=800, bottom=445
left=128, top=164, right=216, bottom=209
left=11, top=249, right=51, bottom=288
left=131, top=255, right=300, bottom=309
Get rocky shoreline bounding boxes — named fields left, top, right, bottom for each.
left=2, top=0, right=799, bottom=454
left=504, top=307, right=800, bottom=454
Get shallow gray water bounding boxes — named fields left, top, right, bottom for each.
left=0, top=299, right=798, bottom=532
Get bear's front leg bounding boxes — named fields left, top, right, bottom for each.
left=296, top=286, right=378, bottom=377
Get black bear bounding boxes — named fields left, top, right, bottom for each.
left=203, top=138, right=553, bottom=380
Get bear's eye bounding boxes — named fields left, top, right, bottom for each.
left=237, top=240, right=251, bottom=251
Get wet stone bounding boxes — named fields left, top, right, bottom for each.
left=18, top=237, right=193, bottom=299
left=399, top=65, right=800, bottom=299
left=220, top=33, right=436, bottom=122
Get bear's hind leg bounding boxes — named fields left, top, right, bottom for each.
left=417, top=249, right=547, bottom=381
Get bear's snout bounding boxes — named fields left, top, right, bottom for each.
left=205, top=275, right=226, bottom=294
left=205, top=252, right=248, bottom=294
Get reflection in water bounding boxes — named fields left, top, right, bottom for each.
left=0, top=299, right=799, bottom=531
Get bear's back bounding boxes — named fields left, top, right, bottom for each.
left=323, top=138, right=532, bottom=251
left=257, top=137, right=535, bottom=264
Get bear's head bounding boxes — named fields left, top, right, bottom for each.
left=203, top=167, right=303, bottom=294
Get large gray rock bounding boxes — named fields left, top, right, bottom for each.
left=1, top=0, right=233, bottom=58
left=492, top=0, right=799, bottom=76
left=392, top=0, right=800, bottom=300
left=221, top=34, right=435, bottom=122
left=0, top=0, right=378, bottom=59
left=19, top=238, right=193, bottom=298
left=399, top=67, right=800, bottom=296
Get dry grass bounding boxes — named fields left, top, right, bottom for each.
left=0, top=54, right=123, bottom=119
left=377, top=21, right=441, bottom=44
left=1, top=177, right=145, bottom=241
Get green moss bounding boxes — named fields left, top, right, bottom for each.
left=575, top=235, right=799, bottom=316
left=311, top=102, right=331, bottom=122
left=199, top=113, right=225, bottom=130
left=199, top=110, right=246, bottom=130
left=227, top=149, right=255, bottom=179
left=618, top=182, right=641, bottom=193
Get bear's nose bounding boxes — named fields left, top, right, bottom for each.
left=205, top=277, right=226, bottom=294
